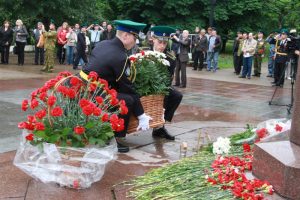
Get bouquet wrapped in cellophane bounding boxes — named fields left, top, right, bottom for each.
left=14, top=71, right=128, bottom=189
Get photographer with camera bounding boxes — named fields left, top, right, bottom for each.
left=286, top=29, right=300, bottom=80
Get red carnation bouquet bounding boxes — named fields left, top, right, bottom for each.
left=18, top=71, right=127, bottom=148
left=14, top=71, right=128, bottom=189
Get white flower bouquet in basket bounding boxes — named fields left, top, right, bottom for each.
left=14, top=71, right=128, bottom=189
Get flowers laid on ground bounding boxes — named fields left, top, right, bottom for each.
left=128, top=119, right=289, bottom=200
left=207, top=145, right=273, bottom=200
left=129, top=50, right=170, bottom=96
left=212, top=137, right=231, bottom=155
left=18, top=71, right=127, bottom=148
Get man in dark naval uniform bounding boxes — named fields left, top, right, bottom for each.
left=81, top=20, right=152, bottom=153
left=149, top=26, right=183, bottom=140
left=272, top=29, right=289, bottom=87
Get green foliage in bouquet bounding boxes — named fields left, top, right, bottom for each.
left=129, top=51, right=171, bottom=96
left=18, top=71, right=128, bottom=148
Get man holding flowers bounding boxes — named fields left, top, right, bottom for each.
left=149, top=26, right=183, bottom=140
left=81, top=20, right=152, bottom=153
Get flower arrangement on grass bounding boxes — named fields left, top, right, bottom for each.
left=18, top=71, right=127, bottom=148
left=129, top=50, right=170, bottom=96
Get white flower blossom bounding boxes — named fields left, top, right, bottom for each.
left=212, top=137, right=231, bottom=155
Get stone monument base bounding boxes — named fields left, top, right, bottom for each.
left=253, top=131, right=300, bottom=200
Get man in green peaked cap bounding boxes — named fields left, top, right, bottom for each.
left=150, top=25, right=183, bottom=140
left=82, top=20, right=149, bottom=153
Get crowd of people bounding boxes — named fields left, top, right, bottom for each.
left=0, top=20, right=116, bottom=71
left=232, top=29, right=299, bottom=87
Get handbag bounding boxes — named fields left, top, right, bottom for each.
left=37, top=34, right=45, bottom=48
left=13, top=46, right=18, bottom=54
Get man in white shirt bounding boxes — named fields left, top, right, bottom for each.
left=87, top=24, right=104, bottom=49
left=239, top=33, right=257, bottom=79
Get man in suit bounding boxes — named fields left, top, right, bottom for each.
left=150, top=26, right=183, bottom=140
left=73, top=25, right=88, bottom=70
left=173, top=30, right=190, bottom=88
left=233, top=31, right=243, bottom=74
left=82, top=20, right=151, bottom=153
left=193, top=29, right=208, bottom=71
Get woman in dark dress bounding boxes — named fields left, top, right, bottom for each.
left=0, top=21, right=14, bottom=64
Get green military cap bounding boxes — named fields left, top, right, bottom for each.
left=114, top=20, right=146, bottom=36
left=281, top=28, right=289, bottom=35
left=150, top=26, right=176, bottom=41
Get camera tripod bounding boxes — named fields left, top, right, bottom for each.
left=269, top=61, right=295, bottom=114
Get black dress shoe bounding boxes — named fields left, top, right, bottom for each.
left=271, top=81, right=276, bottom=84
left=116, top=141, right=130, bottom=153
left=266, top=75, right=272, bottom=77
left=173, top=84, right=179, bottom=87
left=179, top=85, right=186, bottom=88
left=152, top=127, right=175, bottom=140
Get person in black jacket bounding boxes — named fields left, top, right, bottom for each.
left=82, top=20, right=151, bottom=153
left=101, top=24, right=116, bottom=40
left=233, top=31, right=243, bottom=74
left=0, top=21, right=13, bottom=64
left=150, top=25, right=183, bottom=140
left=73, top=26, right=88, bottom=70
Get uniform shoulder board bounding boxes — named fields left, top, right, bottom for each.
left=166, top=51, right=176, bottom=60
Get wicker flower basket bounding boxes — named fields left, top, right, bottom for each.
left=127, top=95, right=165, bottom=133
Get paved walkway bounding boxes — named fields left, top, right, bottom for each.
left=0, top=53, right=290, bottom=199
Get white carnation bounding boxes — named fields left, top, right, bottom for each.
left=212, top=137, right=231, bottom=155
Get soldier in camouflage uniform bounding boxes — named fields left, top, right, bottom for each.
left=41, top=23, right=57, bottom=72
left=253, top=31, right=265, bottom=77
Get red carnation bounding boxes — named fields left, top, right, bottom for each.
left=141, top=50, right=145, bottom=56
left=48, top=96, right=56, bottom=107
left=82, top=105, right=94, bottom=116
left=89, top=83, right=97, bottom=92
left=98, top=78, right=108, bottom=88
left=67, top=89, right=76, bottom=99
left=58, top=71, right=72, bottom=77
left=51, top=106, right=63, bottom=117
left=70, top=77, right=81, bottom=86
left=243, top=143, right=251, bottom=153
left=79, top=98, right=90, bottom=108
left=95, top=96, right=103, bottom=105
left=129, top=56, right=136, bottom=62
left=275, top=124, right=283, bottom=132
left=35, top=122, right=45, bottom=131
left=31, top=90, right=38, bottom=100
left=35, top=109, right=47, bottom=119
left=21, top=100, right=29, bottom=111
left=87, top=71, right=98, bottom=81
left=18, top=122, right=27, bottom=129
left=25, top=133, right=34, bottom=141
left=93, top=107, right=102, bottom=116
left=102, top=113, right=109, bottom=122
left=256, top=128, right=267, bottom=139
left=108, top=89, right=117, bottom=98
left=110, top=96, right=119, bottom=106
left=30, top=99, right=39, bottom=109
left=27, top=116, right=36, bottom=123
left=39, top=92, right=47, bottom=101
left=57, top=85, right=68, bottom=95
left=120, top=105, right=128, bottom=115
left=74, top=126, right=85, bottom=135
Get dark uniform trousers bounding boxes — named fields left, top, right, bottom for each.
left=164, top=87, right=183, bottom=122
left=274, top=58, right=287, bottom=86
left=233, top=53, right=243, bottom=74
left=1, top=45, right=10, bottom=63
left=116, top=93, right=143, bottom=138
